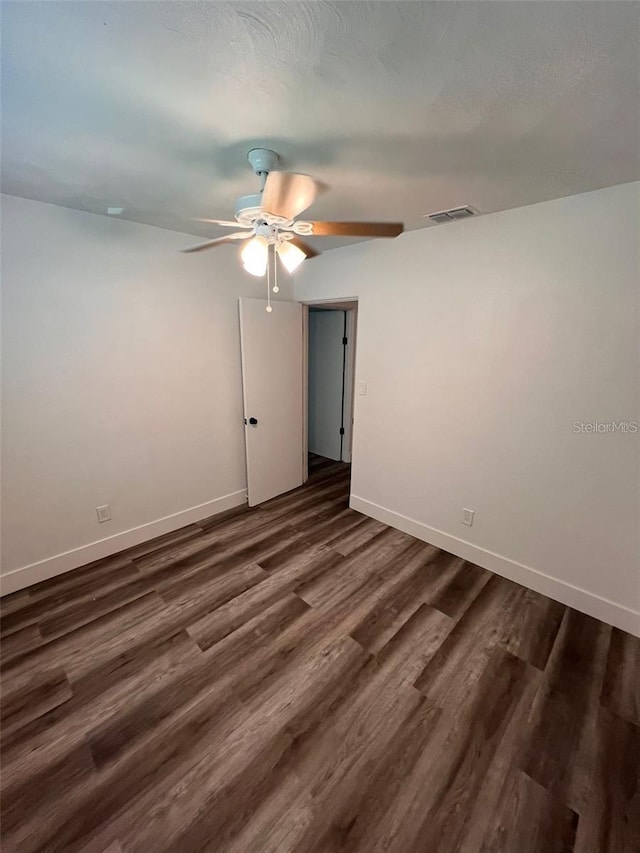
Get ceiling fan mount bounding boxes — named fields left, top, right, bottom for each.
left=246, top=147, right=280, bottom=178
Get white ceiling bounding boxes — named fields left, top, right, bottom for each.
left=2, top=1, right=638, bottom=251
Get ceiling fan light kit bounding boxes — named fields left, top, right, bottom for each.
left=182, top=148, right=404, bottom=311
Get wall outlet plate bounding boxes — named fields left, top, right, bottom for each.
left=96, top=504, right=111, bottom=523
left=462, top=508, right=474, bottom=526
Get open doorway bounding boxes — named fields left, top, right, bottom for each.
left=304, top=300, right=358, bottom=484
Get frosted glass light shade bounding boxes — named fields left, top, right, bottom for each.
left=241, top=236, right=269, bottom=277
left=276, top=240, right=306, bottom=273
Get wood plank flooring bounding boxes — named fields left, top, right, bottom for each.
left=1, top=455, right=638, bottom=852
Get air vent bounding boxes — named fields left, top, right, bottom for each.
left=429, top=212, right=453, bottom=224
left=425, top=206, right=476, bottom=224
left=448, top=206, right=475, bottom=220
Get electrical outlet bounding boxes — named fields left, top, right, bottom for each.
left=462, top=508, right=474, bottom=527
left=96, top=504, right=111, bottom=523
left=357, top=380, right=367, bottom=396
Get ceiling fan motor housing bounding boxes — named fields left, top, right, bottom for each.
left=234, top=192, right=264, bottom=224
left=235, top=192, right=294, bottom=229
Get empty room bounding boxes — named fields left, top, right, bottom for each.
left=1, top=2, right=638, bottom=851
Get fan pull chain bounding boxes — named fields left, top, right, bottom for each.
left=266, top=245, right=273, bottom=313
left=272, top=247, right=279, bottom=294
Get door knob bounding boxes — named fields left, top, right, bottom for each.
left=248, top=417, right=258, bottom=425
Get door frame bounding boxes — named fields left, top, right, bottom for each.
left=301, top=298, right=359, bottom=480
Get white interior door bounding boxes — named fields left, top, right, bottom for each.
left=308, top=310, right=345, bottom=461
left=239, top=298, right=304, bottom=506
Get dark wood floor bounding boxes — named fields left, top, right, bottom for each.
left=1, top=456, right=638, bottom=853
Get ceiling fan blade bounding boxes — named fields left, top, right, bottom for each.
left=288, top=236, right=321, bottom=259
left=305, top=221, right=404, bottom=238
left=193, top=218, right=252, bottom=228
left=181, top=232, right=252, bottom=253
left=262, top=172, right=325, bottom=220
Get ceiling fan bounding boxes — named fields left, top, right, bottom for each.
left=182, top=149, right=403, bottom=302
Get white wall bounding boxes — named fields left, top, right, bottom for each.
left=0, top=195, right=293, bottom=592
left=308, top=310, right=345, bottom=461
left=296, top=183, right=640, bottom=635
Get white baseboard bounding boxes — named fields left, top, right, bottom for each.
left=350, top=495, right=640, bottom=637
left=0, top=490, right=247, bottom=596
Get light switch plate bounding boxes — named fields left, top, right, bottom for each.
left=358, top=380, right=367, bottom=396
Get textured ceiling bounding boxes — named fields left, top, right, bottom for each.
left=2, top=1, right=639, bottom=252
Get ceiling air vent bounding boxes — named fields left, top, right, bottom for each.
left=425, top=206, right=476, bottom=224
